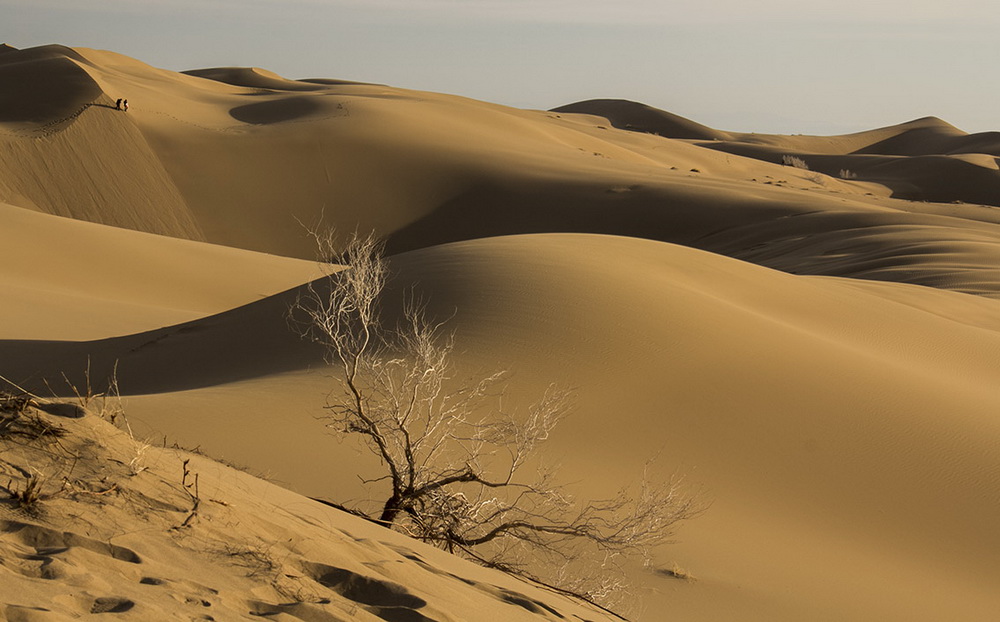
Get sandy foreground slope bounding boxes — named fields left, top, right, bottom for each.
left=0, top=397, right=616, bottom=621
left=2, top=44, right=1000, bottom=621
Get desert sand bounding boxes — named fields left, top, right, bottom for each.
left=1, top=44, right=999, bottom=621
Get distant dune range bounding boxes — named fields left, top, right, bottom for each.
left=3, top=46, right=1000, bottom=294
left=2, top=44, right=1000, bottom=621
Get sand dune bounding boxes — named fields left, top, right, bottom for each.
left=0, top=201, right=323, bottom=340
left=7, top=234, right=1000, bottom=620
left=0, top=44, right=103, bottom=125
left=183, top=66, right=327, bottom=92
left=2, top=44, right=1000, bottom=621
left=551, top=99, right=732, bottom=141
left=696, top=138, right=1000, bottom=207
left=729, top=116, right=975, bottom=155
left=2, top=44, right=997, bottom=300
left=853, top=117, right=1000, bottom=157
left=634, top=108, right=1000, bottom=208
left=555, top=101, right=1000, bottom=210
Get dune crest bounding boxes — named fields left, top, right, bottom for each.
left=184, top=66, right=327, bottom=92
left=552, top=98, right=732, bottom=141
left=0, top=45, right=103, bottom=125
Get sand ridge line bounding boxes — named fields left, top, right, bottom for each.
left=0, top=95, right=354, bottom=140
left=143, top=97, right=349, bottom=132
left=0, top=100, right=123, bottom=139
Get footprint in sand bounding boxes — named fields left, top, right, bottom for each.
left=89, top=597, right=134, bottom=613
left=138, top=575, right=218, bottom=610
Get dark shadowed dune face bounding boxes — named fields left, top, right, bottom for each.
left=855, top=125, right=1000, bottom=157
left=229, top=95, right=324, bottom=124
left=0, top=46, right=104, bottom=124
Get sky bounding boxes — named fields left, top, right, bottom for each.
left=4, top=0, right=999, bottom=134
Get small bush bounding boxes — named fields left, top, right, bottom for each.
left=805, top=172, right=826, bottom=186
left=782, top=155, right=809, bottom=170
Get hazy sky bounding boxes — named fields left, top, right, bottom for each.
left=5, top=0, right=999, bottom=134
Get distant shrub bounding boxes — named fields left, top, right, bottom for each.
left=782, top=155, right=809, bottom=170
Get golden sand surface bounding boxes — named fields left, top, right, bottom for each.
left=2, top=44, right=999, bottom=621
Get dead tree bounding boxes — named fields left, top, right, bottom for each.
left=290, top=231, right=701, bottom=610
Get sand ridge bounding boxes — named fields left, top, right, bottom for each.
left=0, top=201, right=324, bottom=340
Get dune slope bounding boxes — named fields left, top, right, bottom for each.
left=0, top=396, right=616, bottom=621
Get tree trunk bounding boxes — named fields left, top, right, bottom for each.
left=379, top=494, right=402, bottom=526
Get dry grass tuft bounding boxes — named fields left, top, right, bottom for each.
left=0, top=391, right=35, bottom=415
left=5, top=473, right=47, bottom=512
left=0, top=391, right=67, bottom=441
left=657, top=563, right=696, bottom=582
